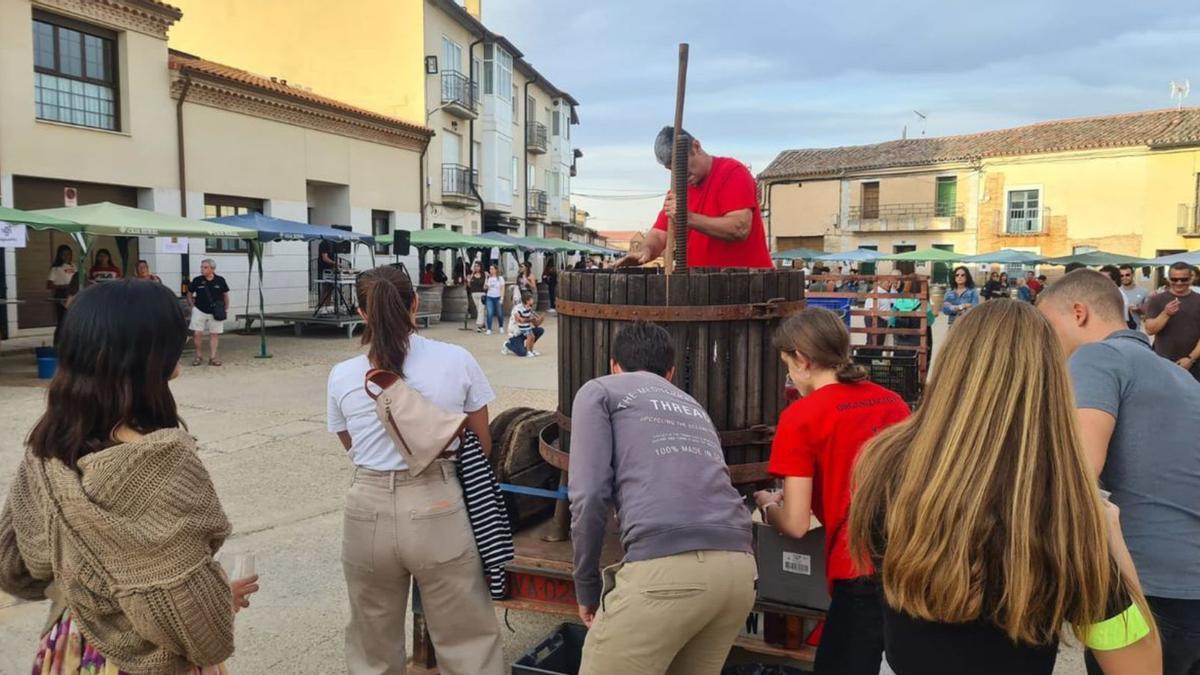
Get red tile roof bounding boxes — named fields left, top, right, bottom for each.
left=759, top=107, right=1200, bottom=180
left=168, top=51, right=432, bottom=139
left=597, top=230, right=643, bottom=242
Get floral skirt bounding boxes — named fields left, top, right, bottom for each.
left=32, top=609, right=228, bottom=675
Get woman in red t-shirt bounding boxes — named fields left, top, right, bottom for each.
left=88, top=248, right=122, bottom=283
left=754, top=307, right=910, bottom=675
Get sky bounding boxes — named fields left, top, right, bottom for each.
left=482, top=0, right=1200, bottom=232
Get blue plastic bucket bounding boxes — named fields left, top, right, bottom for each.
left=36, top=356, right=57, bottom=379
left=34, top=346, right=55, bottom=359
left=807, top=297, right=852, bottom=327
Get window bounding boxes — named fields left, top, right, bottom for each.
left=552, top=106, right=561, bottom=136
left=512, top=157, right=520, bottom=195
left=372, top=210, right=391, bottom=255
left=528, top=164, right=536, bottom=188
left=935, top=176, right=957, bottom=217
left=527, top=95, right=535, bottom=122
left=496, top=47, right=512, bottom=102
left=482, top=44, right=493, bottom=95
left=547, top=170, right=560, bottom=197
left=203, top=195, right=262, bottom=253
left=32, top=13, right=118, bottom=131
left=1006, top=188, right=1041, bottom=233
left=512, top=85, right=518, bottom=118
left=861, top=181, right=880, bottom=220
left=442, top=37, right=463, bottom=74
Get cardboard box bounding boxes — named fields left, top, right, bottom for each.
left=754, top=522, right=831, bottom=610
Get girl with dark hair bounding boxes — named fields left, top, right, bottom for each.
left=327, top=265, right=504, bottom=674
left=45, top=244, right=77, bottom=343
left=942, top=265, right=979, bottom=326
left=483, top=263, right=505, bottom=335
left=88, top=247, right=122, bottom=282
left=1, top=280, right=256, bottom=674
left=754, top=307, right=910, bottom=675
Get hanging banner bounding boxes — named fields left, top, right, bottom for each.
left=0, top=222, right=28, bottom=248
left=161, top=236, right=190, bottom=254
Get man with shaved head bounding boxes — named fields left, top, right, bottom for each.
left=617, top=127, right=772, bottom=269
left=1039, top=269, right=1200, bottom=675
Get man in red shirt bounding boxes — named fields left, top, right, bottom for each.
left=619, top=127, right=772, bottom=269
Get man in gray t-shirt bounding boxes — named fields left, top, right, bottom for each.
left=1118, top=264, right=1148, bottom=330
left=1040, top=269, right=1200, bottom=674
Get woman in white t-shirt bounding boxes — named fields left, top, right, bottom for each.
left=326, top=265, right=503, bottom=675
left=483, top=264, right=505, bottom=335
left=45, top=244, right=78, bottom=344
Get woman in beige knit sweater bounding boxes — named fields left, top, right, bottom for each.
left=0, top=280, right=258, bottom=674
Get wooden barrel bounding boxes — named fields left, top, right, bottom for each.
left=417, top=284, right=443, bottom=324
left=551, top=268, right=806, bottom=483
left=442, top=285, right=469, bottom=321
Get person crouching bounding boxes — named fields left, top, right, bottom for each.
left=570, top=321, right=756, bottom=675
left=502, top=292, right=544, bottom=358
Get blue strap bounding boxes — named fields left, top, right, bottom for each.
left=499, top=483, right=568, bottom=500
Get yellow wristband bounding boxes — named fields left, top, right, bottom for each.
left=1084, top=603, right=1151, bottom=651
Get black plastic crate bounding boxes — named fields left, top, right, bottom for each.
left=512, top=622, right=588, bottom=675
left=852, top=350, right=921, bottom=404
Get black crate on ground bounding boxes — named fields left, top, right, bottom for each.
left=852, top=349, right=921, bottom=405
left=512, top=622, right=588, bottom=675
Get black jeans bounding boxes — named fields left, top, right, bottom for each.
left=1085, top=596, right=1200, bottom=675
left=814, top=576, right=885, bottom=675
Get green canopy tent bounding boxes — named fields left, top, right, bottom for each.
left=1040, top=250, right=1151, bottom=267
left=34, top=202, right=256, bottom=276
left=0, top=205, right=82, bottom=231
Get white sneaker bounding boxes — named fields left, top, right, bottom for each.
left=501, top=346, right=509, bottom=355
left=525, top=352, right=536, bottom=358
left=531, top=350, right=541, bottom=357
left=486, top=329, right=492, bottom=335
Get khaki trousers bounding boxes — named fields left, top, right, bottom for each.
left=580, top=550, right=758, bottom=675
left=342, top=461, right=503, bottom=675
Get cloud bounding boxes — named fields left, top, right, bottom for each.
left=483, top=1, right=1200, bottom=230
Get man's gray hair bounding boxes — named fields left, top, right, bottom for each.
left=654, top=125, right=694, bottom=168
left=201, top=258, right=216, bottom=269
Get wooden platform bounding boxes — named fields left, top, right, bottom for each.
left=237, top=311, right=363, bottom=338
left=498, top=518, right=820, bottom=666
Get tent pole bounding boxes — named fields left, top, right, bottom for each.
left=244, top=243, right=253, bottom=333
left=253, top=240, right=270, bottom=359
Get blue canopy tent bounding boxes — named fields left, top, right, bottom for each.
left=207, top=212, right=376, bottom=357
left=1040, top=250, right=1150, bottom=267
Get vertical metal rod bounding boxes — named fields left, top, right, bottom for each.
left=669, top=43, right=689, bottom=275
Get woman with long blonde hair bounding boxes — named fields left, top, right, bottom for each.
left=848, top=300, right=1159, bottom=674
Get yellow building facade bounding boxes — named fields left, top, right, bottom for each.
left=167, top=0, right=482, bottom=124
left=760, top=108, right=1200, bottom=273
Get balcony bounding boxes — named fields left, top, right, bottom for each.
left=440, top=71, right=478, bottom=119
left=844, top=202, right=965, bottom=233
left=1177, top=203, right=1200, bottom=237
left=441, top=164, right=478, bottom=207
left=527, top=189, right=548, bottom=219
left=526, top=122, right=548, bottom=154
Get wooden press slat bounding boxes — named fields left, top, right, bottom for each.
left=707, top=273, right=730, bottom=453
left=667, top=274, right=689, bottom=394
left=593, top=273, right=612, bottom=382
left=728, top=272, right=751, bottom=466
left=579, top=273, right=596, bottom=400
left=688, top=272, right=710, bottom=413
left=747, top=272, right=765, bottom=463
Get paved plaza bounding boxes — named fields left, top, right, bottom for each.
left=0, top=315, right=1083, bottom=674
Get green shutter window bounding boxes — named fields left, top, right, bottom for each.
left=936, top=176, right=957, bottom=217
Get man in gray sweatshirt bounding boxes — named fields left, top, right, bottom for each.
left=570, top=321, right=755, bottom=675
